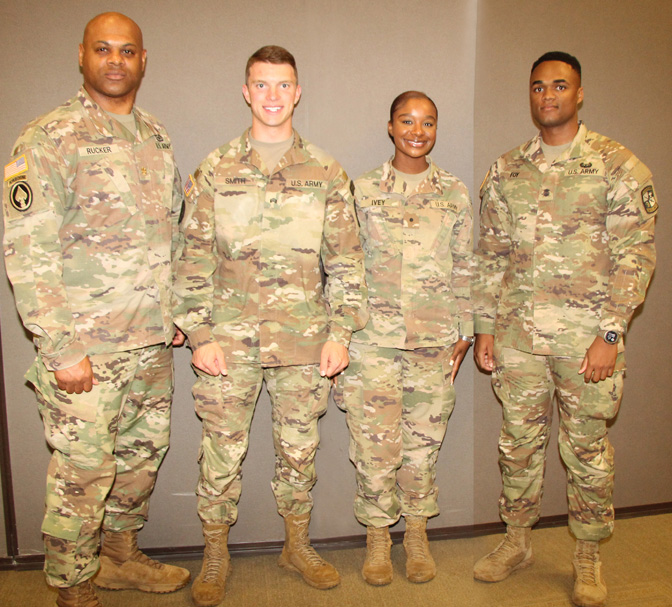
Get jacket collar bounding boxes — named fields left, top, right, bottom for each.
left=378, top=157, right=443, bottom=195
left=521, top=122, right=589, bottom=169
left=77, top=86, right=161, bottom=143
left=232, top=129, right=309, bottom=172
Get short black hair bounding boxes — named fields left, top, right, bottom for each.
left=531, top=51, right=581, bottom=81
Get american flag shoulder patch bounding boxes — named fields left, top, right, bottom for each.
left=4, top=155, right=28, bottom=181
left=184, top=174, right=195, bottom=198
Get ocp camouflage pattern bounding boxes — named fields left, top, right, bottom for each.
left=493, top=345, right=623, bottom=541
left=474, top=123, right=657, bottom=354
left=2, top=88, right=183, bottom=370
left=193, top=363, right=330, bottom=524
left=174, top=129, right=368, bottom=366
left=353, top=159, right=473, bottom=348
left=337, top=342, right=456, bottom=527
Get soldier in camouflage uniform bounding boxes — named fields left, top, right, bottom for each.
left=472, top=52, right=657, bottom=607
left=173, top=45, right=367, bottom=606
left=335, top=91, right=473, bottom=586
left=2, top=13, right=189, bottom=607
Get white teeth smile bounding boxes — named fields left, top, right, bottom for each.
left=264, top=107, right=282, bottom=113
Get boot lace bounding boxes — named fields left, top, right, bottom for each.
left=293, top=517, right=327, bottom=567
left=575, top=546, right=599, bottom=585
left=405, top=520, right=430, bottom=559
left=58, top=580, right=102, bottom=607
left=484, top=533, right=521, bottom=563
left=367, top=528, right=390, bottom=565
left=202, top=527, right=229, bottom=583
left=128, top=534, right=163, bottom=570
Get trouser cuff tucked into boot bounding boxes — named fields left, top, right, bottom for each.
left=94, top=530, right=190, bottom=593
left=278, top=513, right=340, bottom=589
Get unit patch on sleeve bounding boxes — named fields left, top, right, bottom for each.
left=641, top=185, right=658, bottom=214
left=9, top=180, right=33, bottom=212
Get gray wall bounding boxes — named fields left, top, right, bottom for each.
left=0, top=0, right=669, bottom=557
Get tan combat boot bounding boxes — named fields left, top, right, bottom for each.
left=56, top=580, right=102, bottom=607
left=191, top=524, right=231, bottom=607
left=362, top=526, right=393, bottom=585
left=473, top=525, right=533, bottom=582
left=572, top=540, right=607, bottom=607
left=403, top=515, right=436, bottom=583
left=94, top=529, right=190, bottom=593
left=278, top=512, right=340, bottom=589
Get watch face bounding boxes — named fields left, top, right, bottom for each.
left=605, top=331, right=618, bottom=344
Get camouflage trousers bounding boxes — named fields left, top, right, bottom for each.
left=28, top=344, right=173, bottom=588
left=493, top=345, right=625, bottom=541
left=336, top=342, right=456, bottom=527
left=193, top=363, right=330, bottom=525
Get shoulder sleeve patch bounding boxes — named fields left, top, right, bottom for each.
left=641, top=185, right=658, bottom=215
left=184, top=174, right=195, bottom=198
left=3, top=150, right=49, bottom=221
left=4, top=154, right=28, bottom=181
left=8, top=179, right=33, bottom=212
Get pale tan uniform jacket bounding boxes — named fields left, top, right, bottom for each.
left=174, top=129, right=368, bottom=366
left=474, top=123, right=657, bottom=356
left=3, top=88, right=183, bottom=371
left=353, top=159, right=473, bottom=348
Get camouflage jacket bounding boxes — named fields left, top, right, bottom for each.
left=174, top=129, right=368, bottom=366
left=352, top=159, right=473, bottom=349
left=3, top=88, right=183, bottom=371
left=474, top=123, right=657, bottom=356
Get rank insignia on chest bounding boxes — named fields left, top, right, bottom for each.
left=641, top=185, right=658, bottom=214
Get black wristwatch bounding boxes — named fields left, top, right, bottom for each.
left=602, top=330, right=620, bottom=345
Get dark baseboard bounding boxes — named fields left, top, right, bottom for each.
left=2, top=501, right=671, bottom=571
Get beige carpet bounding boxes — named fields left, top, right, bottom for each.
left=2, top=514, right=671, bottom=606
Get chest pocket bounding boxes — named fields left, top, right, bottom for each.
left=561, top=161, right=607, bottom=200
left=358, top=196, right=403, bottom=255
left=269, top=182, right=327, bottom=257
left=138, top=138, right=176, bottom=202
left=405, top=198, right=457, bottom=262
left=213, top=176, right=261, bottom=261
left=75, top=152, right=139, bottom=229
